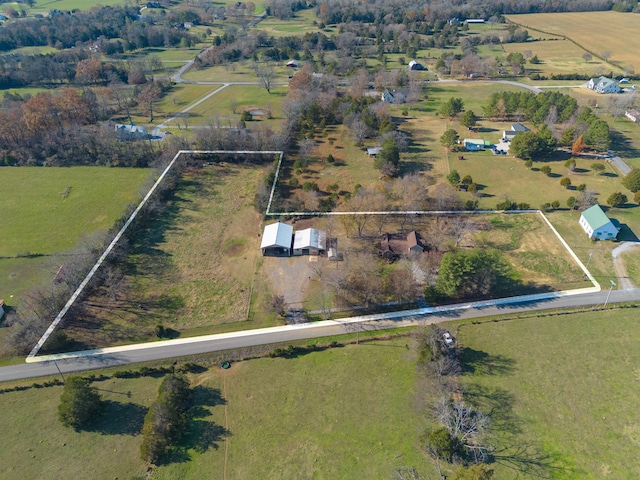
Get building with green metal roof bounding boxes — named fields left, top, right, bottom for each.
left=579, top=204, right=619, bottom=240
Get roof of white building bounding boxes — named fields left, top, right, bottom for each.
left=293, top=228, right=326, bottom=250
left=260, top=222, right=293, bottom=249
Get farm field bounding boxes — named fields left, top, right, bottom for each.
left=31, top=0, right=125, bottom=10
left=0, top=337, right=434, bottom=480
left=507, top=11, right=640, bottom=72
left=0, top=167, right=151, bottom=257
left=0, top=167, right=151, bottom=301
left=503, top=38, right=616, bottom=76
left=458, top=308, right=640, bottom=479
left=61, top=162, right=277, bottom=349
left=163, top=84, right=286, bottom=128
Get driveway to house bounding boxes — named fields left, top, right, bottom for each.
left=609, top=154, right=632, bottom=176
left=262, top=256, right=314, bottom=308
left=612, top=241, right=640, bottom=290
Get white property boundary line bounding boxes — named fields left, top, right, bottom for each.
left=27, top=149, right=600, bottom=361
left=28, top=150, right=283, bottom=360
left=27, top=285, right=599, bottom=364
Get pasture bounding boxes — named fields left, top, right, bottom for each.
left=0, top=167, right=151, bottom=300
left=507, top=11, right=640, bottom=72
left=62, top=162, right=277, bottom=349
left=502, top=38, right=616, bottom=76
left=458, top=308, right=640, bottom=479
left=31, top=0, right=125, bottom=11
left=163, top=84, right=286, bottom=129
left=0, top=337, right=433, bottom=480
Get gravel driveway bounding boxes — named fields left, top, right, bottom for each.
left=262, top=256, right=315, bottom=307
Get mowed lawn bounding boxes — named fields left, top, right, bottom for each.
left=0, top=167, right=151, bottom=257
left=155, top=338, right=431, bottom=480
left=0, top=338, right=433, bottom=480
left=507, top=11, right=640, bottom=71
left=457, top=309, right=640, bottom=479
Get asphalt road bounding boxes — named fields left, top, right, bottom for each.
left=2, top=288, right=639, bottom=383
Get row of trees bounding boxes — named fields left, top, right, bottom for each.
left=0, top=5, right=197, bottom=52
left=0, top=83, right=172, bottom=166
left=140, top=374, right=193, bottom=464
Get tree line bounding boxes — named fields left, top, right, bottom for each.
left=0, top=5, right=198, bottom=52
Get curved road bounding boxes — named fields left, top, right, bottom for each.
left=2, top=287, right=640, bottom=382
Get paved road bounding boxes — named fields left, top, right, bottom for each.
left=2, top=288, right=640, bottom=382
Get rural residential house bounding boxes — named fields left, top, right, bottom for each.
left=293, top=228, right=326, bottom=256
left=260, top=222, right=294, bottom=256
left=115, top=123, right=147, bottom=140
left=625, top=109, right=640, bottom=123
left=379, top=231, right=424, bottom=260
left=579, top=204, right=620, bottom=240
left=381, top=89, right=409, bottom=104
left=502, top=123, right=530, bottom=142
left=587, top=76, right=622, bottom=94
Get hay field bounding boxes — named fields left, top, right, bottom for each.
left=507, top=11, right=640, bottom=71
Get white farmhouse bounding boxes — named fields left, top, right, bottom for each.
left=579, top=204, right=620, bottom=240
left=587, top=76, right=622, bottom=94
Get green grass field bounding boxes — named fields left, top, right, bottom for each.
left=0, top=167, right=151, bottom=302
left=0, top=337, right=434, bottom=480
left=507, top=11, right=640, bottom=71
left=164, top=84, right=286, bottom=129
left=31, top=0, right=125, bottom=11
left=0, top=167, right=150, bottom=257
left=457, top=308, right=640, bottom=479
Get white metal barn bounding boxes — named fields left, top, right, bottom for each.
left=293, top=228, right=326, bottom=256
left=260, top=222, right=294, bottom=256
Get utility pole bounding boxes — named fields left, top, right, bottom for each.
left=603, top=280, right=616, bottom=308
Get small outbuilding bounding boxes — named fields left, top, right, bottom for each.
left=367, top=146, right=381, bottom=156
left=260, top=222, right=294, bottom=256
left=286, top=60, right=299, bottom=68
left=463, top=139, right=486, bottom=151
left=625, top=109, right=640, bottom=123
left=293, top=228, right=326, bottom=256
left=579, top=204, right=620, bottom=240
left=408, top=60, right=425, bottom=71
left=0, top=300, right=4, bottom=320
left=407, top=231, right=424, bottom=254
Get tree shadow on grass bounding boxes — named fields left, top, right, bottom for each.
left=158, top=386, right=230, bottom=465
left=460, top=347, right=516, bottom=376
left=84, top=400, right=147, bottom=436
left=492, top=441, right=579, bottom=479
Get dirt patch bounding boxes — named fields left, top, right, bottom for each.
left=223, top=239, right=248, bottom=258
left=262, top=256, right=314, bottom=307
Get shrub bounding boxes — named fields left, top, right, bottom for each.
left=540, top=165, right=551, bottom=176
left=560, top=177, right=571, bottom=188
left=58, top=377, right=105, bottom=429
left=326, top=153, right=335, bottom=163
left=607, top=191, right=628, bottom=207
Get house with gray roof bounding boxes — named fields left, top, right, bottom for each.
left=587, top=76, right=622, bottom=94
left=579, top=204, right=620, bottom=240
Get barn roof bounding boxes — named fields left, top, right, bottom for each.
left=580, top=204, right=614, bottom=231
left=260, top=222, right=293, bottom=249
left=294, top=228, right=326, bottom=250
